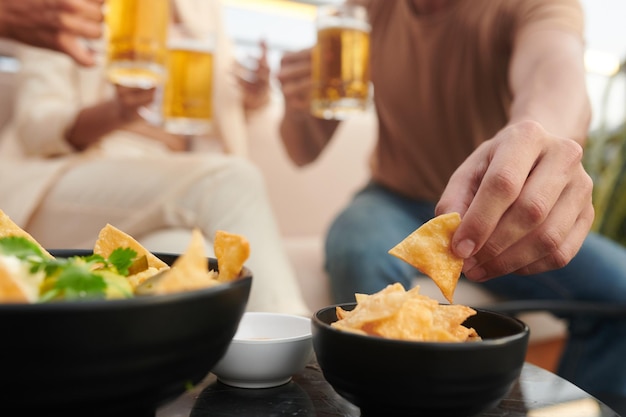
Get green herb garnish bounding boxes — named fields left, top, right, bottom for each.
left=0, top=236, right=47, bottom=262
left=0, top=237, right=137, bottom=302
left=107, top=247, right=137, bottom=276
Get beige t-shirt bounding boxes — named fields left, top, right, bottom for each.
left=363, top=0, right=584, bottom=201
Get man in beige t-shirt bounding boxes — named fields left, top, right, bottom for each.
left=278, top=0, right=626, bottom=407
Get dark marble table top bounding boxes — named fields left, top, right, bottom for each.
left=157, top=361, right=621, bottom=417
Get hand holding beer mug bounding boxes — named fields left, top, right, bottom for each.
left=162, top=24, right=215, bottom=136
left=104, top=0, right=170, bottom=88
left=311, top=4, right=371, bottom=120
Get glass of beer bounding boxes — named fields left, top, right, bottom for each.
left=104, top=0, right=170, bottom=89
left=162, top=25, right=215, bottom=136
left=311, top=4, right=371, bottom=120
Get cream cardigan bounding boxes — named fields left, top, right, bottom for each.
left=0, top=0, right=248, bottom=227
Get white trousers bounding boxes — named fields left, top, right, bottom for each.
left=26, top=152, right=311, bottom=316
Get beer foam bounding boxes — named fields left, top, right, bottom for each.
left=167, top=37, right=215, bottom=53
left=317, top=16, right=371, bottom=33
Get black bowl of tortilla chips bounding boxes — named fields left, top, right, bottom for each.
left=312, top=302, right=529, bottom=417
left=0, top=251, right=252, bottom=416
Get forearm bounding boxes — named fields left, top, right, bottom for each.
left=242, top=90, right=270, bottom=118
left=508, top=28, right=591, bottom=145
left=279, top=109, right=340, bottom=166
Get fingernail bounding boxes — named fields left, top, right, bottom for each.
left=456, top=239, right=476, bottom=258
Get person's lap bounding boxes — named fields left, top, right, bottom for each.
left=26, top=152, right=260, bottom=248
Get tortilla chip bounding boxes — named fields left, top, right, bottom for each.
left=214, top=230, right=250, bottom=282
left=0, top=210, right=52, bottom=259
left=0, top=261, right=29, bottom=303
left=93, top=224, right=168, bottom=270
left=332, top=283, right=478, bottom=342
left=337, top=283, right=406, bottom=324
left=126, top=267, right=164, bottom=290
left=140, top=228, right=218, bottom=295
left=388, top=212, right=463, bottom=304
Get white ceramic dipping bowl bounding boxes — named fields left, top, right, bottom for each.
left=212, top=312, right=313, bottom=388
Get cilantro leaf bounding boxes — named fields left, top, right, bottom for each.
left=108, top=247, right=137, bottom=276
left=0, top=236, right=46, bottom=261
left=83, top=253, right=108, bottom=266
left=0, top=238, right=138, bottom=302
left=41, top=262, right=107, bottom=301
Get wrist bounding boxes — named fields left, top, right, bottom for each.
left=284, top=105, right=315, bottom=123
left=113, top=99, right=141, bottom=123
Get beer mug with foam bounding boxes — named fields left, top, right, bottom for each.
left=104, top=0, right=170, bottom=89
left=311, top=4, right=371, bottom=120
left=162, top=24, right=216, bottom=136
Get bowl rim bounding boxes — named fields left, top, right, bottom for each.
left=232, top=311, right=312, bottom=344
left=0, top=249, right=252, bottom=312
left=313, top=302, right=530, bottom=348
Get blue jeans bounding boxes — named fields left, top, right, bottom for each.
left=325, top=182, right=626, bottom=398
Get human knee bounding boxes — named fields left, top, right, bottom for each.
left=221, top=157, right=266, bottom=192
left=325, top=229, right=400, bottom=302
left=198, top=157, right=270, bottom=206
left=326, top=214, right=373, bottom=269
left=172, top=156, right=269, bottom=224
